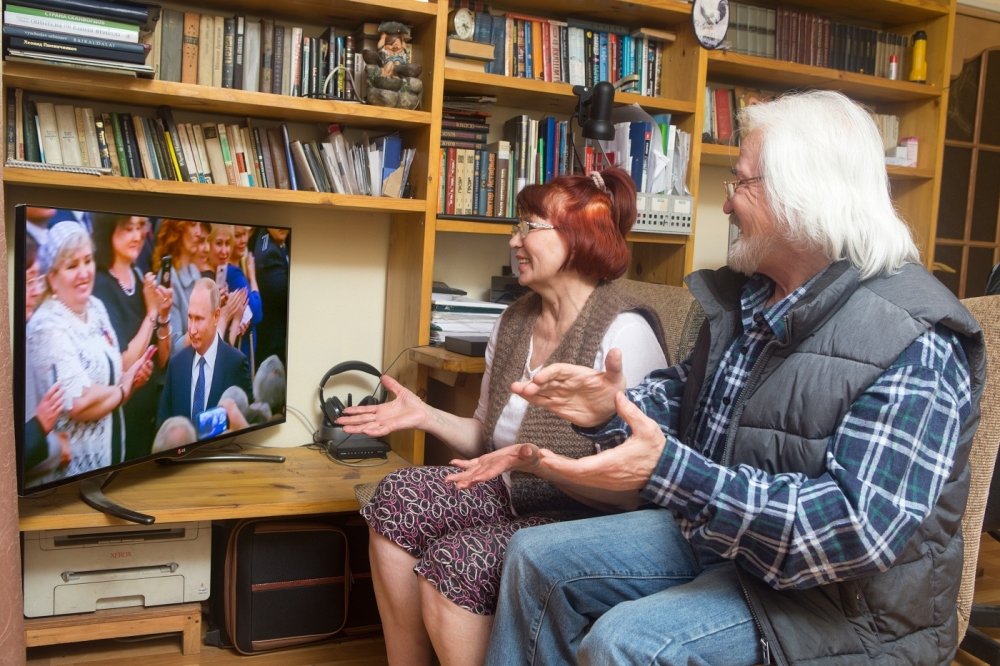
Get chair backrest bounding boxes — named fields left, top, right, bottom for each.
left=957, top=295, right=1000, bottom=639
left=620, top=279, right=705, bottom=365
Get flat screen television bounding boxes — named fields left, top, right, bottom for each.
left=12, top=204, right=292, bottom=524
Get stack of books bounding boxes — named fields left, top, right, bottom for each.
left=3, top=0, right=159, bottom=77
left=430, top=295, right=507, bottom=346
left=444, top=36, right=495, bottom=73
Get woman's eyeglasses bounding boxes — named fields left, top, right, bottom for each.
left=511, top=219, right=556, bottom=237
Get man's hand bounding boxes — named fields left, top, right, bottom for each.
left=537, top=392, right=668, bottom=492
left=511, top=348, right=627, bottom=427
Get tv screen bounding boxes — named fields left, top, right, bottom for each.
left=13, top=205, right=291, bottom=503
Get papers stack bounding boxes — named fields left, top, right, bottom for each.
left=430, top=295, right=507, bottom=346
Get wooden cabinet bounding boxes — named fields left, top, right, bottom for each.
left=935, top=47, right=1000, bottom=297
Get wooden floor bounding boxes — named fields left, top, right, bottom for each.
left=24, top=537, right=1000, bottom=665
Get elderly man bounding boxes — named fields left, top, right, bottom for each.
left=448, top=91, right=985, bottom=665
left=157, top=277, right=252, bottom=431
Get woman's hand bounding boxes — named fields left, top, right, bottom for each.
left=142, top=271, right=159, bottom=315
left=36, top=383, right=64, bottom=433
left=451, top=393, right=667, bottom=495
left=245, top=252, right=258, bottom=291
left=218, top=287, right=247, bottom=337
left=336, top=374, right=428, bottom=438
left=445, top=443, right=541, bottom=489
left=511, top=348, right=627, bottom=428
left=122, top=345, right=156, bottom=396
left=152, top=275, right=173, bottom=323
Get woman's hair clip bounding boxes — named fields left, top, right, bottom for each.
left=589, top=171, right=607, bottom=192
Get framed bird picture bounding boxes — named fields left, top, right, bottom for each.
left=692, top=0, right=730, bottom=50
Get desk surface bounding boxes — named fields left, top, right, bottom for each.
left=18, top=445, right=410, bottom=532
left=409, top=345, right=486, bottom=374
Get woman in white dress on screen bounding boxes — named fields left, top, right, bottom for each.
left=26, top=221, right=155, bottom=482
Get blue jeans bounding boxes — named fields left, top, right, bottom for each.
left=486, top=510, right=762, bottom=666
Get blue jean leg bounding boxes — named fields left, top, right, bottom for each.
left=485, top=510, right=761, bottom=666
left=579, top=561, right=760, bottom=666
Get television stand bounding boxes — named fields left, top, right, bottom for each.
left=79, top=473, right=156, bottom=525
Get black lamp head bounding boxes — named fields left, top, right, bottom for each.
left=573, top=81, right=616, bottom=142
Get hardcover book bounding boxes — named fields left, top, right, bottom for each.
left=181, top=11, right=200, bottom=84
left=4, top=3, right=140, bottom=43
left=159, top=8, right=183, bottom=82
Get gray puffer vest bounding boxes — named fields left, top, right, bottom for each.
left=681, top=261, right=985, bottom=666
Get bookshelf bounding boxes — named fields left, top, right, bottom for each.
left=436, top=0, right=702, bottom=292
left=700, top=0, right=956, bottom=267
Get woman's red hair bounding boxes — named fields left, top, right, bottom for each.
left=515, top=168, right=636, bottom=281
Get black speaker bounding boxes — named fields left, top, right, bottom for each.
left=318, top=361, right=386, bottom=443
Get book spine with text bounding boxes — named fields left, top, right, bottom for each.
left=4, top=4, right=139, bottom=42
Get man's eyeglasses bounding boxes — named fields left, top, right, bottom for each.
left=511, top=219, right=556, bottom=237
left=723, top=173, right=764, bottom=199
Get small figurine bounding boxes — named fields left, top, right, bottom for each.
left=361, top=21, right=423, bottom=108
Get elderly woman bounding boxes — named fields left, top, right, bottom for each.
left=26, top=221, right=155, bottom=481
left=206, top=223, right=251, bottom=350
left=92, top=213, right=174, bottom=460
left=337, top=168, right=670, bottom=666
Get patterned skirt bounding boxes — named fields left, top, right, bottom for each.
left=360, top=465, right=554, bottom=615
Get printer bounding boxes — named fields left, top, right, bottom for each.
left=23, top=521, right=211, bottom=618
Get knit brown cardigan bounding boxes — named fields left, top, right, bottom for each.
left=481, top=280, right=667, bottom=519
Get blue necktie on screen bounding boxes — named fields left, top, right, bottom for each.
left=192, top=356, right=206, bottom=420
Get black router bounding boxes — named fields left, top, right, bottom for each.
left=328, top=432, right=389, bottom=460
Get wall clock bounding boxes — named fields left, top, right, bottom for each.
left=692, top=0, right=729, bottom=50
left=448, top=8, right=475, bottom=41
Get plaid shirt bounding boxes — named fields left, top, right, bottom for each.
left=588, top=274, right=972, bottom=590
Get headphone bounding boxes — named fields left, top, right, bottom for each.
left=318, top=361, right=386, bottom=442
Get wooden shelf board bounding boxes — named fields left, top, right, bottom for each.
left=4, top=63, right=433, bottom=128
left=444, top=70, right=694, bottom=115
left=25, top=602, right=202, bottom=655
left=410, top=346, right=486, bottom=374
left=627, top=232, right=691, bottom=245
left=437, top=218, right=512, bottom=234
left=437, top=218, right=692, bottom=245
left=701, top=145, right=934, bottom=180
left=475, top=0, right=691, bottom=27
left=18, top=446, right=412, bottom=531
left=2, top=168, right=428, bottom=212
left=701, top=143, right=738, bottom=168
left=772, top=0, right=949, bottom=24
left=172, top=0, right=438, bottom=25
left=707, top=51, right=942, bottom=103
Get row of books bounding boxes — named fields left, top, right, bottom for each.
left=6, top=89, right=414, bottom=196
left=702, top=85, right=766, bottom=146
left=728, top=1, right=910, bottom=79
left=703, top=85, right=906, bottom=164
left=2, top=0, right=158, bottom=76
left=467, top=9, right=673, bottom=97
left=437, top=107, right=690, bottom=219
left=153, top=11, right=375, bottom=100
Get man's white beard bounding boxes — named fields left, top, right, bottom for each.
left=727, top=226, right=775, bottom=276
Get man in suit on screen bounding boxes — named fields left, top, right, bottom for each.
left=157, top=277, right=252, bottom=435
